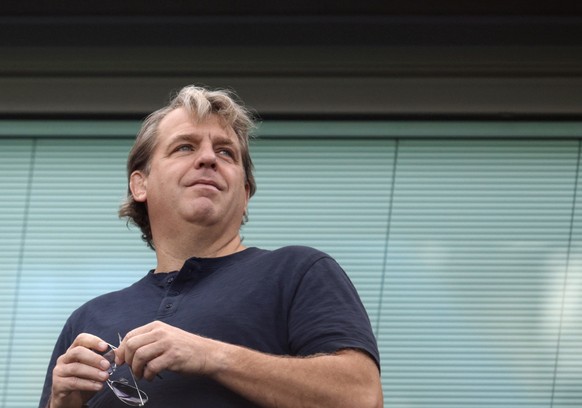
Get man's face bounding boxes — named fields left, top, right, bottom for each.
left=130, top=108, right=250, bottom=236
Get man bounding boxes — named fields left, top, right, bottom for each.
left=39, top=85, right=383, bottom=408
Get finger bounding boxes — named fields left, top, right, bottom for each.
left=142, top=354, right=165, bottom=381
left=54, top=358, right=110, bottom=383
left=69, top=333, right=109, bottom=353
left=118, top=321, right=169, bottom=372
left=123, top=332, right=159, bottom=375
left=130, top=342, right=165, bottom=379
left=114, top=346, right=125, bottom=366
left=61, top=345, right=111, bottom=372
left=120, top=326, right=161, bottom=367
left=57, top=374, right=105, bottom=393
left=123, top=321, right=160, bottom=342
left=116, top=324, right=151, bottom=365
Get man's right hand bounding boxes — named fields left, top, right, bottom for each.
left=49, top=333, right=111, bottom=408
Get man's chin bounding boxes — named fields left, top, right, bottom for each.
left=183, top=205, right=219, bottom=225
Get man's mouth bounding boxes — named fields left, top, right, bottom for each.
left=191, top=179, right=222, bottom=190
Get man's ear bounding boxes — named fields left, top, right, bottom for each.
left=244, top=182, right=251, bottom=208
left=245, top=182, right=251, bottom=201
left=129, top=171, right=147, bottom=203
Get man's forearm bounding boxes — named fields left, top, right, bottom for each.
left=207, top=343, right=382, bottom=408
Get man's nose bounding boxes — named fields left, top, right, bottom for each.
left=194, top=143, right=217, bottom=169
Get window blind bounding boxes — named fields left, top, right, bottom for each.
left=0, top=139, right=34, bottom=405
left=1, top=122, right=581, bottom=408
left=1, top=138, right=156, bottom=408
left=379, top=139, right=580, bottom=407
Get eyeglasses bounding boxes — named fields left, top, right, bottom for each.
left=102, top=333, right=148, bottom=406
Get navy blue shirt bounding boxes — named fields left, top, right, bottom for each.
left=39, top=246, right=379, bottom=408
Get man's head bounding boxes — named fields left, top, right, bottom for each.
left=119, top=85, right=257, bottom=249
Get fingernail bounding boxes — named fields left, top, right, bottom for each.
left=100, top=359, right=110, bottom=370
left=98, top=341, right=108, bottom=350
left=98, top=371, right=108, bottom=380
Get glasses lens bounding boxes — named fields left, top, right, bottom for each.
left=108, top=379, right=149, bottom=406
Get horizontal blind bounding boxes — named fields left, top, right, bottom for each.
left=1, top=138, right=156, bottom=407
left=380, top=139, right=580, bottom=407
left=554, top=143, right=582, bottom=408
left=1, top=125, right=581, bottom=408
left=0, top=139, right=34, bottom=405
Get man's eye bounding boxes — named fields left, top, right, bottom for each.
left=218, top=148, right=234, bottom=157
left=176, top=144, right=193, bottom=152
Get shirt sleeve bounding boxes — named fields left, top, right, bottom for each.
left=286, top=255, right=380, bottom=369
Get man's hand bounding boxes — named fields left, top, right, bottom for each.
left=116, top=321, right=216, bottom=381
left=50, top=333, right=111, bottom=408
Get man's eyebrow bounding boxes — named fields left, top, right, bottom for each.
left=166, top=133, right=238, bottom=148
left=213, top=136, right=236, bottom=146
left=167, top=133, right=198, bottom=145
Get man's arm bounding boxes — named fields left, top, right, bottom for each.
left=117, top=321, right=383, bottom=408
left=210, top=344, right=383, bottom=408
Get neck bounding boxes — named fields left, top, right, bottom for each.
left=151, top=226, right=245, bottom=273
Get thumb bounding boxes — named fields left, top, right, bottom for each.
left=114, top=345, right=126, bottom=366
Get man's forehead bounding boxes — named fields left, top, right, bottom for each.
left=157, top=108, right=235, bottom=138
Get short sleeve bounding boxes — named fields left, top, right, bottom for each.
left=287, top=256, right=380, bottom=368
